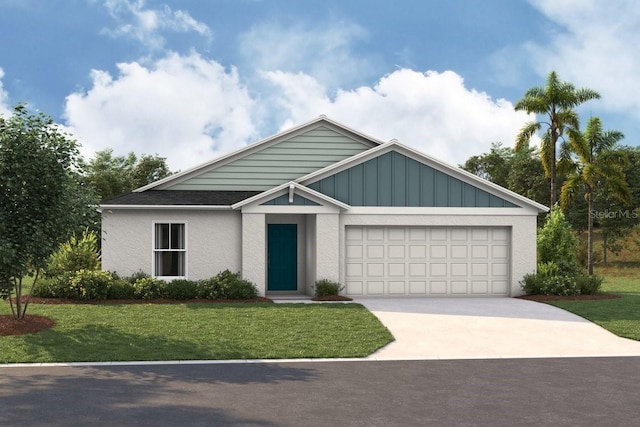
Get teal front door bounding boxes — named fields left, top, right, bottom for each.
left=267, top=224, right=298, bottom=291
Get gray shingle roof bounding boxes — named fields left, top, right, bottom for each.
left=101, top=190, right=261, bottom=206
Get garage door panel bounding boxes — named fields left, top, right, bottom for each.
left=345, top=226, right=511, bottom=297
left=409, top=281, right=427, bottom=294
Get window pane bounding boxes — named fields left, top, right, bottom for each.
left=157, top=251, right=184, bottom=276
left=155, top=224, right=169, bottom=249
left=171, top=224, right=185, bottom=249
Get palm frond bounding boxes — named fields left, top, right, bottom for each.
left=515, top=121, right=541, bottom=151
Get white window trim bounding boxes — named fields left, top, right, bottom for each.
left=152, top=220, right=188, bottom=280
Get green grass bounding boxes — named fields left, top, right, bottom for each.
left=0, top=302, right=393, bottom=363
left=547, top=272, right=640, bottom=341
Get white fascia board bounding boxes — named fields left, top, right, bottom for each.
left=298, top=140, right=549, bottom=213
left=231, top=181, right=350, bottom=210
left=99, top=204, right=233, bottom=211
left=240, top=204, right=342, bottom=214
left=346, top=207, right=540, bottom=216
left=134, top=116, right=384, bottom=192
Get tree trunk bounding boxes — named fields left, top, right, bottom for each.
left=603, top=233, right=608, bottom=267
left=549, top=119, right=558, bottom=208
left=587, top=192, right=594, bottom=275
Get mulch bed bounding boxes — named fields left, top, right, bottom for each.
left=0, top=315, right=56, bottom=336
left=311, top=295, right=353, bottom=301
left=516, top=293, right=620, bottom=302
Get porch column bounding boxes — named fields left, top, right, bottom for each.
left=315, top=213, right=340, bottom=284
left=242, top=213, right=266, bottom=296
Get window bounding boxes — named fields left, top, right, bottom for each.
left=153, top=222, right=186, bottom=277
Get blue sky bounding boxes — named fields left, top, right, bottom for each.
left=1, top=0, right=638, bottom=171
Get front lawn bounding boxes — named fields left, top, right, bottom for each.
left=0, top=302, right=393, bottom=363
left=547, top=271, right=640, bottom=341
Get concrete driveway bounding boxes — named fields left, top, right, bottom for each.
left=357, top=297, right=640, bottom=360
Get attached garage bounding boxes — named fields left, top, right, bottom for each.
left=345, top=226, right=511, bottom=297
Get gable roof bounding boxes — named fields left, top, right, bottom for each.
left=231, top=181, right=350, bottom=210
left=101, top=190, right=259, bottom=207
left=135, top=115, right=384, bottom=192
left=297, top=140, right=549, bottom=212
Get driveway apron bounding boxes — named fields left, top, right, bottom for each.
left=358, top=297, right=640, bottom=360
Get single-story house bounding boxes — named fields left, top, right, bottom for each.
left=101, top=116, right=548, bottom=297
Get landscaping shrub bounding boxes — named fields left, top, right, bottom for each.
left=69, top=269, right=114, bottom=300
left=521, top=262, right=603, bottom=296
left=314, top=279, right=344, bottom=297
left=46, top=229, right=100, bottom=277
left=123, top=271, right=151, bottom=284
left=575, top=274, right=604, bottom=295
left=164, top=279, right=198, bottom=300
left=35, top=270, right=115, bottom=300
left=537, top=205, right=580, bottom=274
left=133, top=277, right=166, bottom=300
left=32, top=273, right=73, bottom=298
left=107, top=279, right=136, bottom=299
left=197, top=270, right=258, bottom=300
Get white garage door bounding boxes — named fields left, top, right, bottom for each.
left=345, top=226, right=511, bottom=296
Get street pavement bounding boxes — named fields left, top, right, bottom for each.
left=1, top=358, right=640, bottom=426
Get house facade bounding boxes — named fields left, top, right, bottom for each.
left=101, top=116, right=547, bottom=297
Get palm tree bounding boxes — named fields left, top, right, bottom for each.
left=515, top=71, right=600, bottom=208
left=559, top=117, right=630, bottom=275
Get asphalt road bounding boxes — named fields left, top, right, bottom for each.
left=1, top=358, right=639, bottom=426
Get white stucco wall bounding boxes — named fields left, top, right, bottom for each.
left=101, top=209, right=242, bottom=280
left=339, top=210, right=538, bottom=296
left=316, top=213, right=341, bottom=285
left=241, top=213, right=266, bottom=295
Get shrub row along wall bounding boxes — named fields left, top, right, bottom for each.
left=34, top=270, right=258, bottom=301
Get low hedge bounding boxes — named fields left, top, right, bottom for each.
left=34, top=270, right=258, bottom=301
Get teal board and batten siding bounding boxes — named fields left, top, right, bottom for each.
left=307, top=151, right=519, bottom=207
left=167, top=126, right=372, bottom=191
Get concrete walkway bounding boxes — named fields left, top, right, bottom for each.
left=357, top=297, right=640, bottom=360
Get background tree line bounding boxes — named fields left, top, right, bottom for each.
left=461, top=71, right=640, bottom=272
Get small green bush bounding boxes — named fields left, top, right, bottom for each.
left=46, top=229, right=101, bottom=277
left=165, top=279, right=198, bottom=300
left=35, top=270, right=115, bottom=300
left=521, top=262, right=603, bottom=296
left=575, top=274, right=604, bottom=295
left=123, top=271, right=151, bottom=285
left=69, top=270, right=114, bottom=300
left=196, top=277, right=220, bottom=299
left=314, top=279, right=344, bottom=297
left=133, top=277, right=166, bottom=300
left=32, top=274, right=73, bottom=298
left=197, top=270, right=258, bottom=300
left=107, top=279, right=136, bottom=299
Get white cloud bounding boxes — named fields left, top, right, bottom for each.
left=264, top=69, right=535, bottom=166
left=101, top=0, right=212, bottom=50
left=239, top=20, right=375, bottom=90
left=0, top=68, right=12, bottom=117
left=64, top=52, right=257, bottom=171
left=526, top=0, right=640, bottom=118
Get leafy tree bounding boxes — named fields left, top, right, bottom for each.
left=595, top=145, right=640, bottom=264
left=461, top=142, right=512, bottom=188
left=131, top=154, right=172, bottom=189
left=83, top=149, right=173, bottom=201
left=462, top=143, right=549, bottom=224
left=515, top=71, right=600, bottom=208
left=0, top=105, right=99, bottom=318
left=559, top=117, right=630, bottom=274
